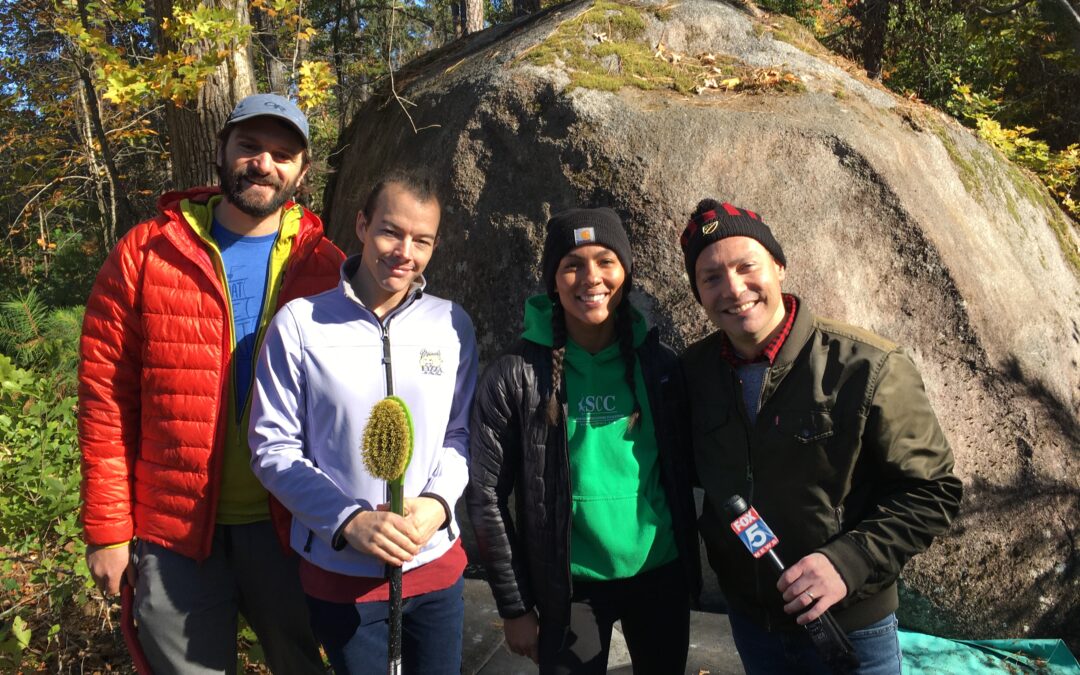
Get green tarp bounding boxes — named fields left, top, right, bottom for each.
left=901, top=630, right=1080, bottom=674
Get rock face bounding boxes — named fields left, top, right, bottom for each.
left=322, top=0, right=1080, bottom=649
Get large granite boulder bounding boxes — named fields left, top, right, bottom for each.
left=321, top=0, right=1080, bottom=650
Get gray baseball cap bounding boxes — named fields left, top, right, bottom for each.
left=224, top=94, right=309, bottom=147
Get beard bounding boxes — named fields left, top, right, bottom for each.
left=217, top=164, right=301, bottom=219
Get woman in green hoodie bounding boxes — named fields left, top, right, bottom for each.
left=467, top=208, right=700, bottom=674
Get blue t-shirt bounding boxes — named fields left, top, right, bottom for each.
left=211, top=220, right=276, bottom=418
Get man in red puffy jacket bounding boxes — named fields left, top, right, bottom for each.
left=79, top=94, right=343, bottom=673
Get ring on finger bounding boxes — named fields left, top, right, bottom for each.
left=804, top=590, right=815, bottom=602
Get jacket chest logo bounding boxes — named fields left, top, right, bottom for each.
left=419, top=349, right=443, bottom=376
left=578, top=395, right=617, bottom=415
left=573, top=393, right=624, bottom=424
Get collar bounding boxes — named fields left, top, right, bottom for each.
left=339, top=254, right=425, bottom=313
left=719, top=294, right=799, bottom=368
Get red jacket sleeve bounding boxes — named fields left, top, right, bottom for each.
left=79, top=224, right=150, bottom=546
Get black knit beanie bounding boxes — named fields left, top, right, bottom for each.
left=542, top=207, right=633, bottom=294
left=679, top=200, right=786, bottom=302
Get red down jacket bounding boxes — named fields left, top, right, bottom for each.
left=79, top=187, right=344, bottom=560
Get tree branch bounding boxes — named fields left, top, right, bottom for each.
left=976, top=0, right=1080, bottom=30
left=385, top=2, right=440, bottom=133
left=975, top=0, right=1039, bottom=16
left=1051, top=0, right=1080, bottom=29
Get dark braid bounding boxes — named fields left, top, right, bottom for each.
left=546, top=299, right=568, bottom=427
left=615, top=294, right=642, bottom=432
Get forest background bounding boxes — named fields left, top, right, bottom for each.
left=0, top=0, right=1077, bottom=670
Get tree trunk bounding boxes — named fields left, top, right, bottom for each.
left=74, top=80, right=112, bottom=249
left=332, top=0, right=347, bottom=134
left=151, top=0, right=257, bottom=189
left=452, top=0, right=464, bottom=37
left=252, top=6, right=289, bottom=94
left=464, top=0, right=483, bottom=35
left=344, top=1, right=371, bottom=105
left=73, top=0, right=137, bottom=243
left=855, top=0, right=889, bottom=81
left=514, top=0, right=540, bottom=16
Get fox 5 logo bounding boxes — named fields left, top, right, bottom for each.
left=730, top=507, right=779, bottom=559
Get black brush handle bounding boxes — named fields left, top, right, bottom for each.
left=387, top=477, right=405, bottom=674
left=388, top=564, right=403, bottom=674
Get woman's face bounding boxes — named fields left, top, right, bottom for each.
left=554, top=245, right=626, bottom=343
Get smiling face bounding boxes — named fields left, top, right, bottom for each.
left=554, top=245, right=627, bottom=350
left=353, top=182, right=441, bottom=317
left=695, top=236, right=787, bottom=357
left=216, top=117, right=308, bottom=220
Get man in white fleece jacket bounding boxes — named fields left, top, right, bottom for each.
left=248, top=171, right=478, bottom=674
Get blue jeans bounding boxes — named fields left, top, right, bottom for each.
left=306, top=575, right=464, bottom=675
left=728, top=611, right=902, bottom=675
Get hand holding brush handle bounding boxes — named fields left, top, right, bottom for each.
left=361, top=396, right=415, bottom=675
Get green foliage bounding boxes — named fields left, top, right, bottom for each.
left=0, top=291, right=83, bottom=388
left=0, top=295, right=85, bottom=670
left=57, top=1, right=254, bottom=106
left=0, top=350, right=86, bottom=672
left=0, top=1, right=160, bottom=305
left=949, top=83, right=1080, bottom=221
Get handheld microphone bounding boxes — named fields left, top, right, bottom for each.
left=723, top=494, right=860, bottom=674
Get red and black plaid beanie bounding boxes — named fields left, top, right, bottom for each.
left=542, top=207, right=633, bottom=294
left=679, top=199, right=786, bottom=302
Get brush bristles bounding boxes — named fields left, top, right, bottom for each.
left=361, top=397, right=413, bottom=481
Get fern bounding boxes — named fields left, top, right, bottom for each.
left=0, top=290, right=83, bottom=391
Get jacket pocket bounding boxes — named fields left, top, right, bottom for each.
left=768, top=409, right=845, bottom=496
left=788, top=410, right=835, bottom=444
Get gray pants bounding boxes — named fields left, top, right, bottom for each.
left=134, top=521, right=324, bottom=675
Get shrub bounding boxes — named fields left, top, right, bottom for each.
left=0, top=352, right=87, bottom=670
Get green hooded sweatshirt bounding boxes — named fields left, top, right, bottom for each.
left=521, top=295, right=678, bottom=581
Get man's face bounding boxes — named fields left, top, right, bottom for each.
left=355, top=183, right=441, bottom=304
left=217, top=117, right=308, bottom=218
left=695, top=236, right=787, bottom=355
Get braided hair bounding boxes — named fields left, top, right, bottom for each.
left=614, top=292, right=642, bottom=432
left=545, top=299, right=569, bottom=426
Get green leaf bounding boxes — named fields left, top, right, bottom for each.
left=11, top=616, right=30, bottom=650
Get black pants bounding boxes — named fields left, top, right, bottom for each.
left=540, top=560, right=690, bottom=675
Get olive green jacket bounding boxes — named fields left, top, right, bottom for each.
left=680, top=297, right=962, bottom=632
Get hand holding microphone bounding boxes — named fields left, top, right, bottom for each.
left=778, top=552, right=849, bottom=625
left=723, top=494, right=859, bottom=674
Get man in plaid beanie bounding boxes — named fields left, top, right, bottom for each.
left=676, top=198, right=962, bottom=674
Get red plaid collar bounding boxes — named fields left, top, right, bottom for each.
left=719, top=294, right=798, bottom=367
